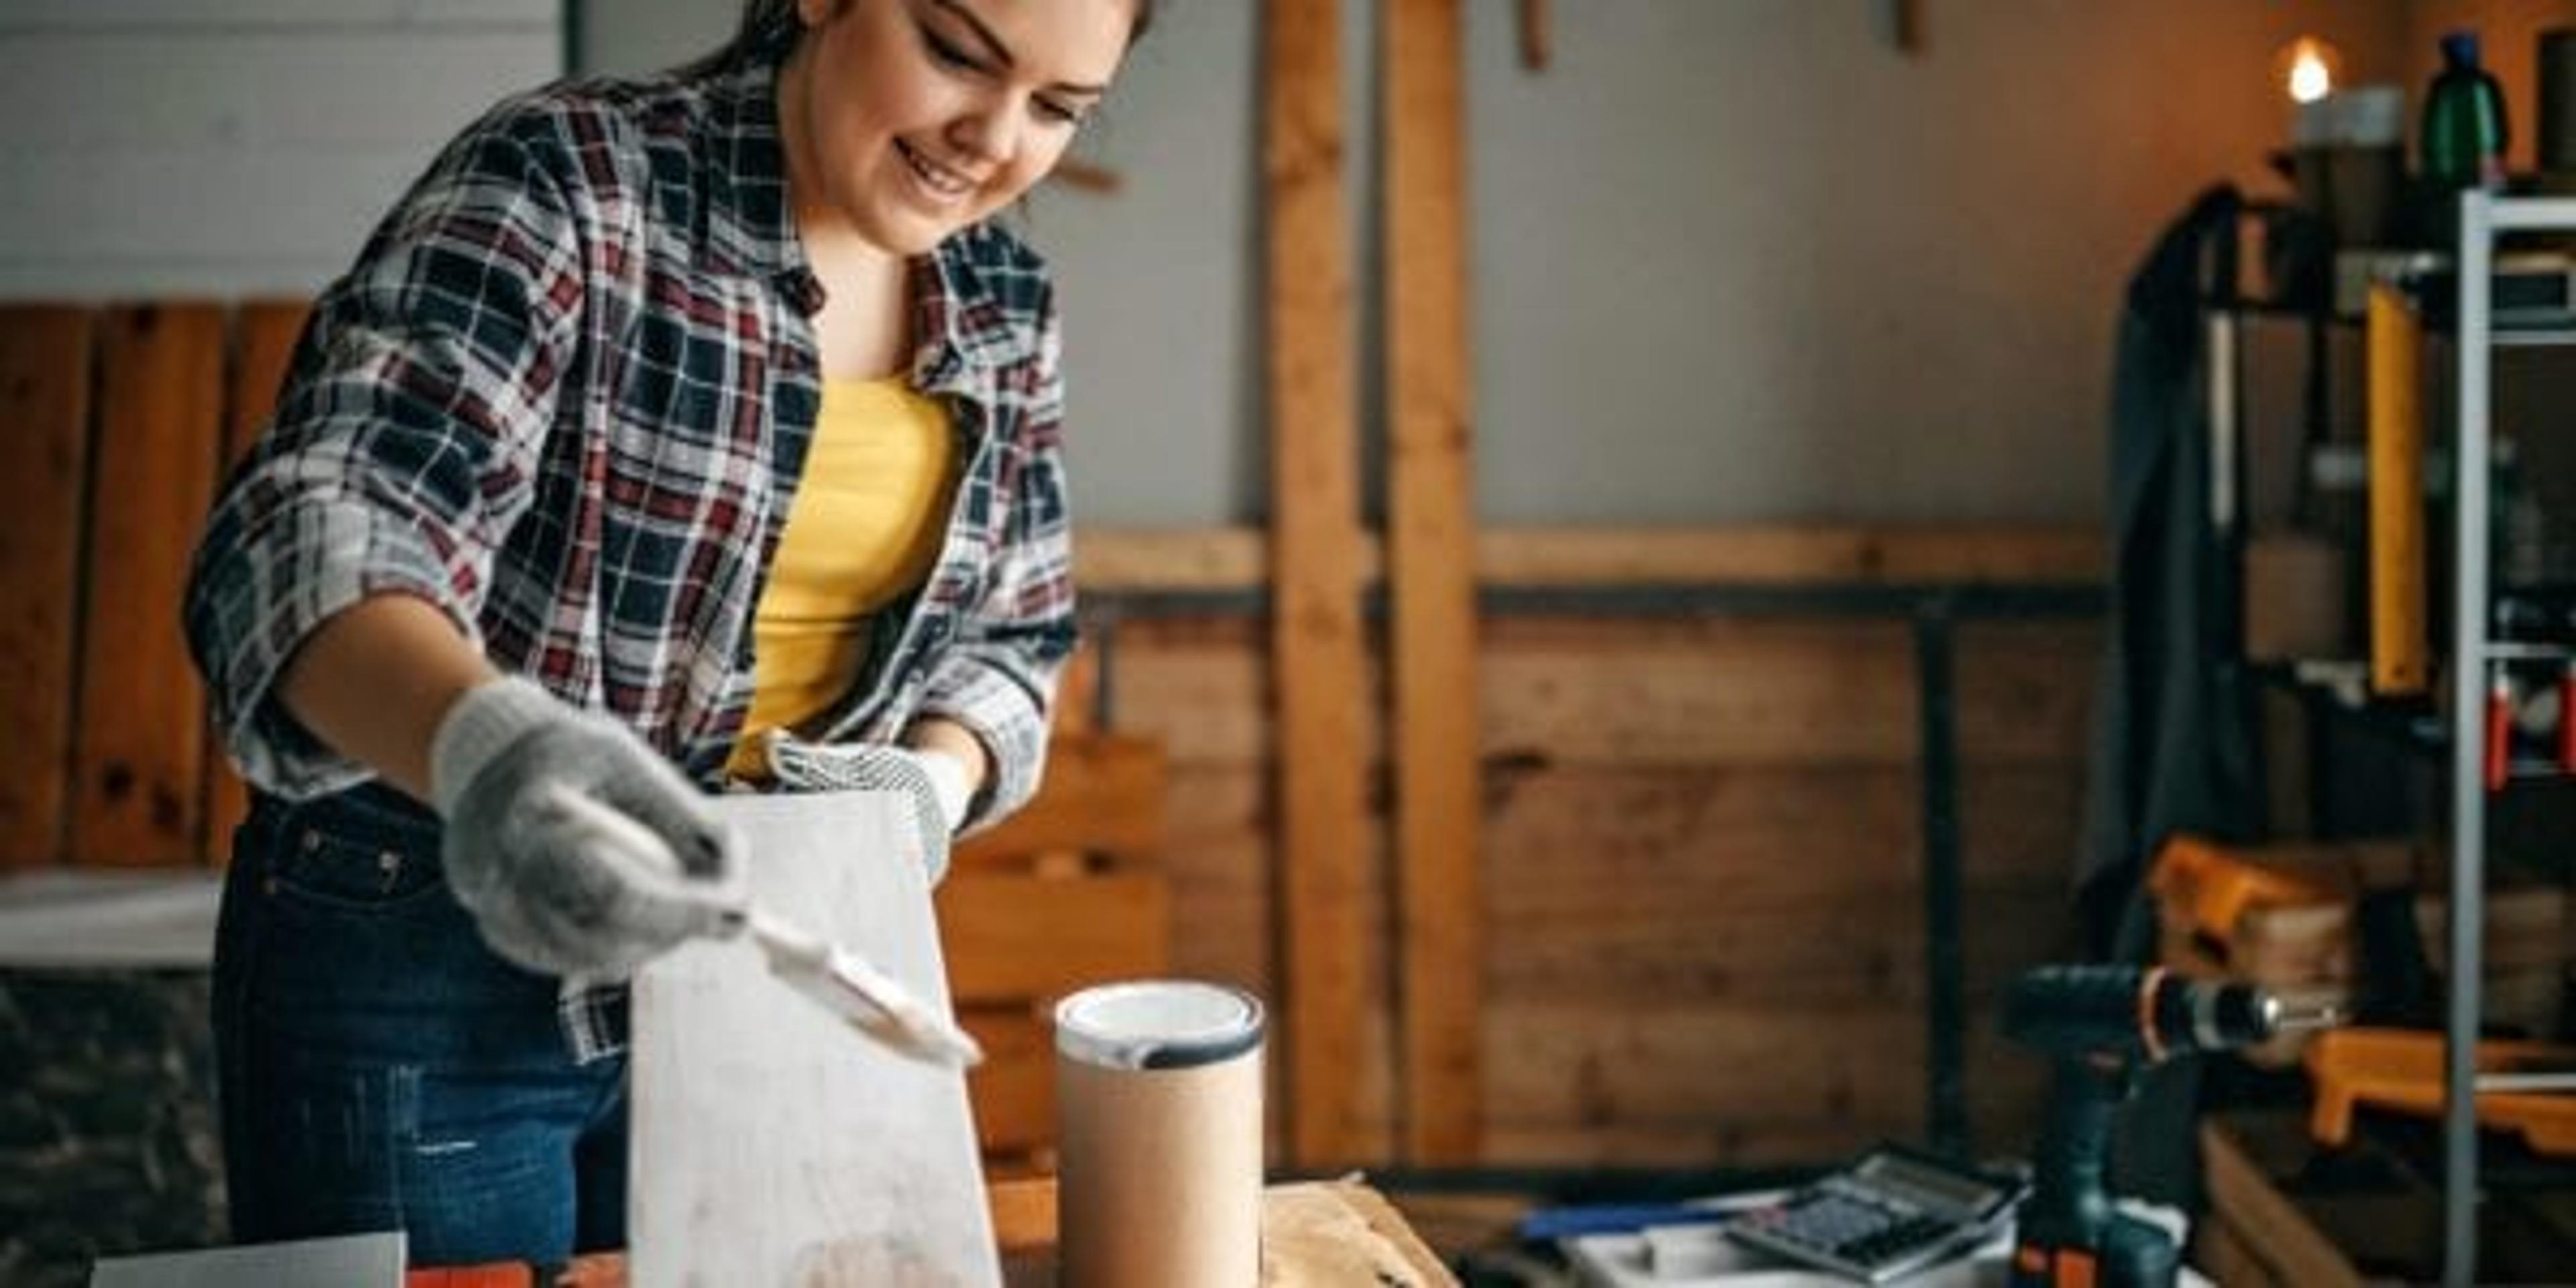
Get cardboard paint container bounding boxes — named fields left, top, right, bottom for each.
left=1055, top=980, right=1265, bottom=1288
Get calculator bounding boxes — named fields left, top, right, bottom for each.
left=1721, top=1144, right=2025, bottom=1283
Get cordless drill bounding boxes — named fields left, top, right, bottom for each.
left=2002, top=965, right=2336, bottom=1288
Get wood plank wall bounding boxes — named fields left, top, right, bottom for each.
left=0, top=292, right=2108, bottom=1169
left=1081, top=527, right=2103, bottom=1166
left=0, top=301, right=307, bottom=869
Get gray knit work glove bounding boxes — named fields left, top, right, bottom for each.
left=758, top=733, right=969, bottom=885
left=430, top=677, right=747, bottom=977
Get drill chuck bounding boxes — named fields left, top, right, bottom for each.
left=2004, top=965, right=2326, bottom=1065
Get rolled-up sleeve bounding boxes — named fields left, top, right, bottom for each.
left=184, top=120, right=582, bottom=798
left=916, top=286, right=1077, bottom=830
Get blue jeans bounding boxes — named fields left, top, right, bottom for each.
left=213, top=782, right=629, bottom=1265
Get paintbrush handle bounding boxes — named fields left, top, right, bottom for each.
left=535, top=785, right=981, bottom=1067
left=746, top=908, right=984, bottom=1069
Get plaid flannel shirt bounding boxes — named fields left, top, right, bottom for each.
left=184, top=52, right=1077, bottom=1061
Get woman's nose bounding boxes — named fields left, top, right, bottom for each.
left=946, top=96, right=1020, bottom=164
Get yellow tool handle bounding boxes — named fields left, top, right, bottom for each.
left=2366, top=282, right=2426, bottom=696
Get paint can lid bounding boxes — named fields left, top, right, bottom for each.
left=1055, top=979, right=1265, bottom=1070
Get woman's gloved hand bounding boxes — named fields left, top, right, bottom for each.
left=429, top=676, right=746, bottom=977
left=757, top=735, right=970, bottom=883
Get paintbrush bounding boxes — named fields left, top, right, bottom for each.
left=532, top=782, right=984, bottom=1069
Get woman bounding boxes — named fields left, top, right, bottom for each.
left=182, top=0, right=1148, bottom=1263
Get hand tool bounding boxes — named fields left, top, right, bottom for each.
left=533, top=783, right=983, bottom=1068
left=2003, top=965, right=2340, bottom=1288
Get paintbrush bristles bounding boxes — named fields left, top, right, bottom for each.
left=533, top=785, right=982, bottom=1068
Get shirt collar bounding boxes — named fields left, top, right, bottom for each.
left=701, top=53, right=806, bottom=289
left=695, top=53, right=1030, bottom=398
left=908, top=235, right=1030, bottom=401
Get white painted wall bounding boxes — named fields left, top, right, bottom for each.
left=969, top=0, right=2415, bottom=524
left=17, top=1, right=2555, bottom=524
left=0, top=0, right=561, bottom=298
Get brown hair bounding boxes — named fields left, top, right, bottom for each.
left=686, top=0, right=1156, bottom=75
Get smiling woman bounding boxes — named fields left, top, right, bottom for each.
left=181, top=0, right=1154, bottom=1267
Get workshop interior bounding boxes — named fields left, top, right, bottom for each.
left=4, top=1, right=2576, bottom=1285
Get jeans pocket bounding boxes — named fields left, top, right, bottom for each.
left=264, top=818, right=449, bottom=914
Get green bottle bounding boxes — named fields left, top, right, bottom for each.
left=2421, top=31, right=2510, bottom=192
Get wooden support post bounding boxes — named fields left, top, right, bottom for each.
left=0, top=309, right=95, bottom=869
left=1265, top=0, right=1376, bottom=1165
left=1384, top=0, right=1483, bottom=1164
left=73, top=304, right=225, bottom=867
left=202, top=299, right=311, bottom=866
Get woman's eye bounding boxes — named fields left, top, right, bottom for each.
left=1036, top=97, right=1087, bottom=126
left=923, top=30, right=981, bottom=71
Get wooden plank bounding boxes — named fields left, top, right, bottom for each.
left=1146, top=757, right=2083, bottom=1156
left=201, top=298, right=309, bottom=866
left=986, top=1176, right=1058, bottom=1253
left=631, top=793, right=996, bottom=1287
left=0, top=307, right=94, bottom=869
left=1104, top=616, right=2096, bottom=769
left=2200, top=1118, right=2366, bottom=1288
left=1383, top=0, right=1481, bottom=1165
left=1264, top=0, right=1376, bottom=1167
left=2196, top=1215, right=2290, bottom=1288
left=71, top=303, right=224, bottom=867
left=1484, top=770, right=2080, bottom=1005
left=1161, top=764, right=1284, bottom=992
left=1052, top=643, right=1098, bottom=735
left=1479, top=1002, right=2049, bottom=1167
left=951, top=734, right=1164, bottom=869
left=960, top=1008, right=1055, bottom=1155
left=937, top=871, right=1171, bottom=1003
left=227, top=299, right=307, bottom=460
left=1475, top=525, right=2104, bottom=587
left=1070, top=525, right=2104, bottom=592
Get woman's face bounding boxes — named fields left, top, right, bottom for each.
left=783, top=0, right=1134, bottom=257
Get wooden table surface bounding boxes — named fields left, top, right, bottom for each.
left=404, top=1176, right=1458, bottom=1287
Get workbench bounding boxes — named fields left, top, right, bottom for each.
left=396, top=1177, right=1453, bottom=1287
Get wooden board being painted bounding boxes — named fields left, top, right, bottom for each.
left=630, top=792, right=997, bottom=1287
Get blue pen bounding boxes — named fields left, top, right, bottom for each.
left=1517, top=1202, right=1733, bottom=1242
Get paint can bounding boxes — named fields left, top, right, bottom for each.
left=1055, top=979, right=1265, bottom=1288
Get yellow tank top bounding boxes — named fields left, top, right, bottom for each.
left=726, top=377, right=957, bottom=780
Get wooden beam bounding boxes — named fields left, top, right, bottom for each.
left=1072, top=524, right=2105, bottom=592
left=1265, top=0, right=1378, bottom=1165
left=1384, top=0, right=1483, bottom=1164
left=72, top=304, right=225, bottom=867
left=0, top=307, right=95, bottom=869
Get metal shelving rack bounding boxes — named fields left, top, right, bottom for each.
left=2440, top=191, right=2576, bottom=1287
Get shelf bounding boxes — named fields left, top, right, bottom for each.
left=2490, top=329, right=2576, bottom=348
left=2259, top=661, right=2443, bottom=753
left=2261, top=663, right=2573, bottom=788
